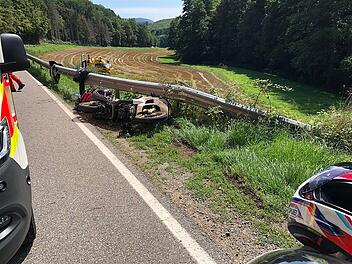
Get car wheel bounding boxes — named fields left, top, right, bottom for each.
left=23, top=213, right=36, bottom=246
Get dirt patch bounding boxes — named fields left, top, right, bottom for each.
left=40, top=47, right=231, bottom=93
left=226, top=173, right=264, bottom=210
left=172, top=139, right=197, bottom=157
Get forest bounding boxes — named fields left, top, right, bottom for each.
left=169, top=0, right=352, bottom=93
left=0, top=0, right=158, bottom=47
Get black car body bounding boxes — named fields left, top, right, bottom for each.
left=0, top=34, right=35, bottom=263
left=248, top=248, right=350, bottom=264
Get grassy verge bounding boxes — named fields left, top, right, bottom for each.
left=159, top=54, right=341, bottom=123
left=28, top=62, right=78, bottom=101
left=126, top=115, right=350, bottom=247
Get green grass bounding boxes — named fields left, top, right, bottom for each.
left=195, top=66, right=340, bottom=122
left=26, top=43, right=78, bottom=56
left=159, top=54, right=341, bottom=123
left=158, top=54, right=182, bottom=65
left=28, top=62, right=78, bottom=100
left=26, top=43, right=164, bottom=57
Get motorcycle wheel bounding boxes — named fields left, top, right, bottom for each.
left=134, top=111, right=169, bottom=123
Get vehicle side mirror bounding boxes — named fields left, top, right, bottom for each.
left=0, top=33, right=30, bottom=74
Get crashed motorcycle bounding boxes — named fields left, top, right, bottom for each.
left=75, top=88, right=171, bottom=124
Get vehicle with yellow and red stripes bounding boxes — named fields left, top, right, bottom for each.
left=0, top=34, right=35, bottom=263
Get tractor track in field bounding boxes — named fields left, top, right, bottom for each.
left=40, top=47, right=231, bottom=92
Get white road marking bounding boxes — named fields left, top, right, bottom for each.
left=26, top=71, right=217, bottom=264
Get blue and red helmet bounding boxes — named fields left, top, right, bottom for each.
left=288, top=163, right=352, bottom=256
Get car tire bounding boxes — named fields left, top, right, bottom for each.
left=23, top=213, right=36, bottom=246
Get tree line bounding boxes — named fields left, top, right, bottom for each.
left=169, top=0, right=352, bottom=93
left=0, top=0, right=158, bottom=47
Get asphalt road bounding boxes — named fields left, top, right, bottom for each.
left=9, top=71, right=230, bottom=264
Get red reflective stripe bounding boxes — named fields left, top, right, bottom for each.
left=12, top=114, right=17, bottom=123
left=1, top=90, right=14, bottom=136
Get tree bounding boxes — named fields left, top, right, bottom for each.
left=0, top=0, right=157, bottom=47
left=168, top=17, right=181, bottom=50
left=210, top=0, right=246, bottom=64
left=237, top=0, right=266, bottom=68
left=171, top=0, right=352, bottom=92
left=45, top=0, right=64, bottom=41
left=178, top=0, right=214, bottom=63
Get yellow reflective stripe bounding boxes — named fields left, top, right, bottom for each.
left=9, top=125, right=19, bottom=158
left=0, top=82, right=3, bottom=103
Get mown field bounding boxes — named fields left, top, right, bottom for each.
left=26, top=44, right=351, bottom=257
left=26, top=44, right=342, bottom=124
left=27, top=44, right=229, bottom=92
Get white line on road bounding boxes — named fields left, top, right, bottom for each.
left=26, top=71, right=216, bottom=264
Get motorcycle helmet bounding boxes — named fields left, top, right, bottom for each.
left=288, top=162, right=352, bottom=256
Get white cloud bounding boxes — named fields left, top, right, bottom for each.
left=113, top=7, right=182, bottom=21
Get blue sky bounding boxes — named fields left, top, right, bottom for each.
left=92, top=0, right=183, bottom=21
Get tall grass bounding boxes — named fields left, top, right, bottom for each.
left=175, top=119, right=349, bottom=218
left=317, top=106, right=352, bottom=151
left=126, top=118, right=351, bottom=246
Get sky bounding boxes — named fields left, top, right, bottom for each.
left=92, top=0, right=183, bottom=21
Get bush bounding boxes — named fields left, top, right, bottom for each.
left=317, top=106, right=352, bottom=151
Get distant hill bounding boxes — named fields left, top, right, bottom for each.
left=135, top=18, right=154, bottom=24
left=149, top=18, right=174, bottom=32
left=149, top=18, right=175, bottom=48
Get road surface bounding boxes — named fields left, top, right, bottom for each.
left=9, top=71, right=230, bottom=263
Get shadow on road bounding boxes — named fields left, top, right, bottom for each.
left=8, top=242, right=34, bottom=264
